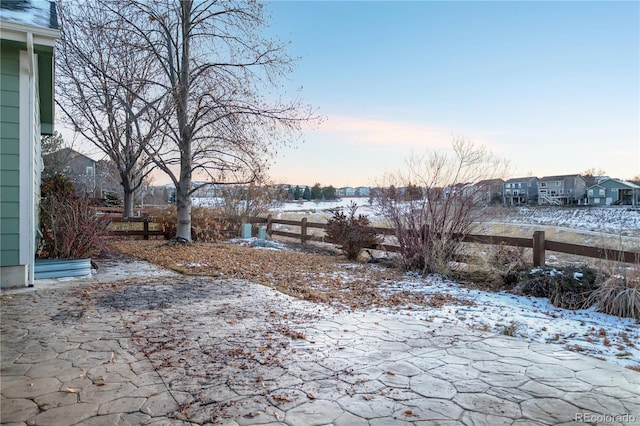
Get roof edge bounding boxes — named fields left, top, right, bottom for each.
left=0, top=19, right=59, bottom=45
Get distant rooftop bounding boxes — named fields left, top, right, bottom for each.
left=0, top=0, right=58, bottom=30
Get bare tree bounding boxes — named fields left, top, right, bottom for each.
left=374, top=137, right=510, bottom=274
left=582, top=167, right=607, bottom=188
left=56, top=3, right=163, bottom=217
left=104, top=0, right=319, bottom=241
left=216, top=183, right=285, bottom=220
left=41, top=131, right=66, bottom=179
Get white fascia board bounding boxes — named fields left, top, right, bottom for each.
left=0, top=20, right=59, bottom=46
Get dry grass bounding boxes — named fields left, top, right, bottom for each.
left=587, top=270, right=640, bottom=321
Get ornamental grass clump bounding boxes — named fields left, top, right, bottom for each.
left=587, top=264, right=640, bottom=321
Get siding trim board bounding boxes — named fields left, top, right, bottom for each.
left=19, top=47, right=38, bottom=285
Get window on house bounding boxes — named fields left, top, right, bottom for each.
left=540, top=182, right=547, bottom=188
left=599, top=189, right=605, bottom=196
left=555, top=182, right=561, bottom=186
left=588, top=189, right=593, bottom=196
left=86, top=166, right=94, bottom=176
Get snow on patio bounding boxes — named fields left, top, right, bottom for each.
left=376, top=271, right=639, bottom=369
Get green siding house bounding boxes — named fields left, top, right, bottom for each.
left=1, top=1, right=59, bottom=288
left=586, top=179, right=640, bottom=207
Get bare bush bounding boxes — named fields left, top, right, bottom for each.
left=39, top=177, right=108, bottom=259
left=487, top=245, right=529, bottom=286
left=217, top=183, right=285, bottom=220
left=374, top=137, right=509, bottom=274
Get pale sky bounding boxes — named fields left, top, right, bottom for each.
left=66, top=1, right=640, bottom=188
left=262, top=0, right=640, bottom=187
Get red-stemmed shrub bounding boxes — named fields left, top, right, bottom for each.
left=39, top=173, right=108, bottom=259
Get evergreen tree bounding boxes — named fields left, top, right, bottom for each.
left=311, top=183, right=323, bottom=200
left=302, top=186, right=311, bottom=200
left=322, top=185, right=337, bottom=200
left=293, top=185, right=302, bottom=200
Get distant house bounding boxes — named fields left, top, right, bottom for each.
left=586, top=179, right=640, bottom=207
left=337, top=187, right=356, bottom=197
left=471, top=178, right=504, bottom=205
left=503, top=177, right=539, bottom=205
left=354, top=186, right=370, bottom=197
left=537, top=174, right=586, bottom=205
left=443, top=182, right=467, bottom=199
left=44, top=147, right=97, bottom=195
left=1, top=1, right=59, bottom=288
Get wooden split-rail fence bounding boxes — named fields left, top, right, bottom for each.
left=106, top=214, right=639, bottom=267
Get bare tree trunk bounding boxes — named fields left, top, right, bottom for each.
left=123, top=191, right=135, bottom=218
left=174, top=0, right=193, bottom=241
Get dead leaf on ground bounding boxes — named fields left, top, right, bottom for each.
left=111, top=240, right=440, bottom=311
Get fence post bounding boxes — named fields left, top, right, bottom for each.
left=532, top=231, right=545, bottom=267
left=266, top=214, right=273, bottom=236
left=301, top=217, right=308, bottom=244
left=143, top=220, right=149, bottom=240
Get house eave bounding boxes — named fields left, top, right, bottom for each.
left=0, top=20, right=59, bottom=46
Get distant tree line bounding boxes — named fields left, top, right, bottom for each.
left=288, top=183, right=337, bottom=201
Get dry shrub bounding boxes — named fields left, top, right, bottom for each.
left=374, top=137, right=509, bottom=274
left=39, top=192, right=108, bottom=259
left=487, top=244, right=529, bottom=287
left=446, top=244, right=529, bottom=291
left=217, top=183, right=284, bottom=220
left=587, top=264, right=640, bottom=320
left=149, top=205, right=234, bottom=242
left=325, top=202, right=382, bottom=260
left=513, top=266, right=599, bottom=310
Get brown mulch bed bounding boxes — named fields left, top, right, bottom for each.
left=109, top=240, right=437, bottom=310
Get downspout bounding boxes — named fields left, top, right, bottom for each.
left=26, top=32, right=35, bottom=286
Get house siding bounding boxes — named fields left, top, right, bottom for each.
left=1, top=2, right=59, bottom=287
left=587, top=179, right=640, bottom=206
left=0, top=44, right=21, bottom=267
left=538, top=175, right=586, bottom=205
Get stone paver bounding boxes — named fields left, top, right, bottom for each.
left=1, top=260, right=639, bottom=425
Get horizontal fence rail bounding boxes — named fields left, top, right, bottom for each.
left=107, top=217, right=166, bottom=240
left=105, top=214, right=639, bottom=266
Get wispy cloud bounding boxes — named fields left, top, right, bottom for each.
left=318, top=115, right=504, bottom=152
left=320, top=115, right=452, bottom=149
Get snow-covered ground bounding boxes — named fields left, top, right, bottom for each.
left=232, top=237, right=639, bottom=368
left=495, top=206, right=640, bottom=236
left=193, top=195, right=640, bottom=236
left=379, top=271, right=639, bottom=368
